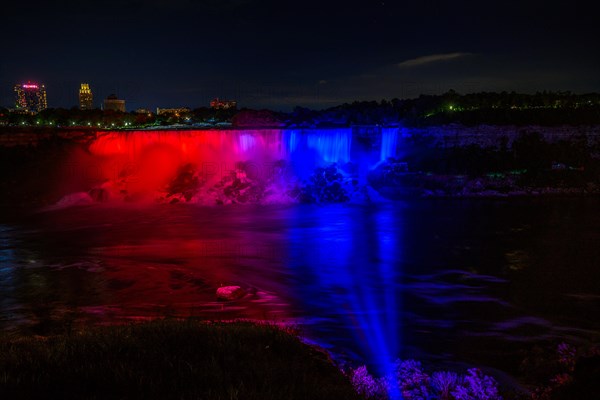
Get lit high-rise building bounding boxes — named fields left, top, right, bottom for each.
left=79, top=83, right=93, bottom=110
left=14, top=82, right=48, bottom=113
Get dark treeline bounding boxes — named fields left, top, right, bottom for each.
left=288, top=90, right=600, bottom=127
left=2, top=91, right=600, bottom=128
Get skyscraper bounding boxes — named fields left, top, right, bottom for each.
left=79, top=83, right=93, bottom=110
left=14, top=82, right=48, bottom=113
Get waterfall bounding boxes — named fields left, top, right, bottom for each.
left=66, top=127, right=399, bottom=204
left=306, top=128, right=352, bottom=164
left=284, top=128, right=352, bottom=165
left=90, top=129, right=355, bottom=168
left=380, top=127, right=399, bottom=162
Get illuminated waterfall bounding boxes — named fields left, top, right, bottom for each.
left=284, top=128, right=352, bottom=163
left=380, top=128, right=399, bottom=162
left=64, top=127, right=403, bottom=204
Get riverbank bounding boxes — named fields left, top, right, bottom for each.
left=0, top=319, right=361, bottom=400
left=369, top=171, right=600, bottom=199
left=2, top=319, right=598, bottom=399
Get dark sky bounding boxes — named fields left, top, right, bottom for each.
left=2, top=0, right=599, bottom=110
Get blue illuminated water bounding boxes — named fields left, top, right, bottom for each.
left=1, top=198, right=599, bottom=387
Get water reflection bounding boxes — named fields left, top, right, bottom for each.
left=0, top=199, right=599, bottom=385
left=0, top=225, right=21, bottom=326
left=286, top=204, right=402, bottom=395
left=0, top=206, right=298, bottom=333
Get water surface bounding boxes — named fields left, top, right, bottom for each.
left=1, top=198, right=599, bottom=381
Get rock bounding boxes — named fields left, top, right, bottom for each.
left=89, top=187, right=110, bottom=202
left=216, top=286, right=246, bottom=301
left=55, top=192, right=94, bottom=207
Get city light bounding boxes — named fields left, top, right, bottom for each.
left=14, top=82, right=47, bottom=113
left=79, top=83, right=93, bottom=110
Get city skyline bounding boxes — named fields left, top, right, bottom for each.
left=7, top=81, right=240, bottom=113
left=2, top=1, right=599, bottom=111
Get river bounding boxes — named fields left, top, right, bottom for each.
left=1, top=198, right=599, bottom=383
left=1, top=129, right=599, bottom=385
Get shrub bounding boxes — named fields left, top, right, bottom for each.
left=395, top=359, right=430, bottom=399
left=557, top=342, right=576, bottom=372
left=451, top=368, right=502, bottom=400
left=432, top=371, right=463, bottom=399
left=350, top=365, right=388, bottom=399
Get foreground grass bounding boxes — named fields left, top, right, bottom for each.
left=0, top=320, right=361, bottom=400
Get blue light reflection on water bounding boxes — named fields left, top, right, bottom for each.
left=286, top=204, right=404, bottom=398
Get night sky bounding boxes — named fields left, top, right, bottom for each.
left=2, top=0, right=599, bottom=110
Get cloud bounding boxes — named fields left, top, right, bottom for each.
left=397, top=52, right=472, bottom=68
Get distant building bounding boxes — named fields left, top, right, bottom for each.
left=156, top=107, right=190, bottom=116
left=14, top=82, right=47, bottom=113
left=79, top=83, right=93, bottom=110
left=103, top=94, right=126, bottom=112
left=210, top=98, right=237, bottom=110
left=134, top=108, right=153, bottom=114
